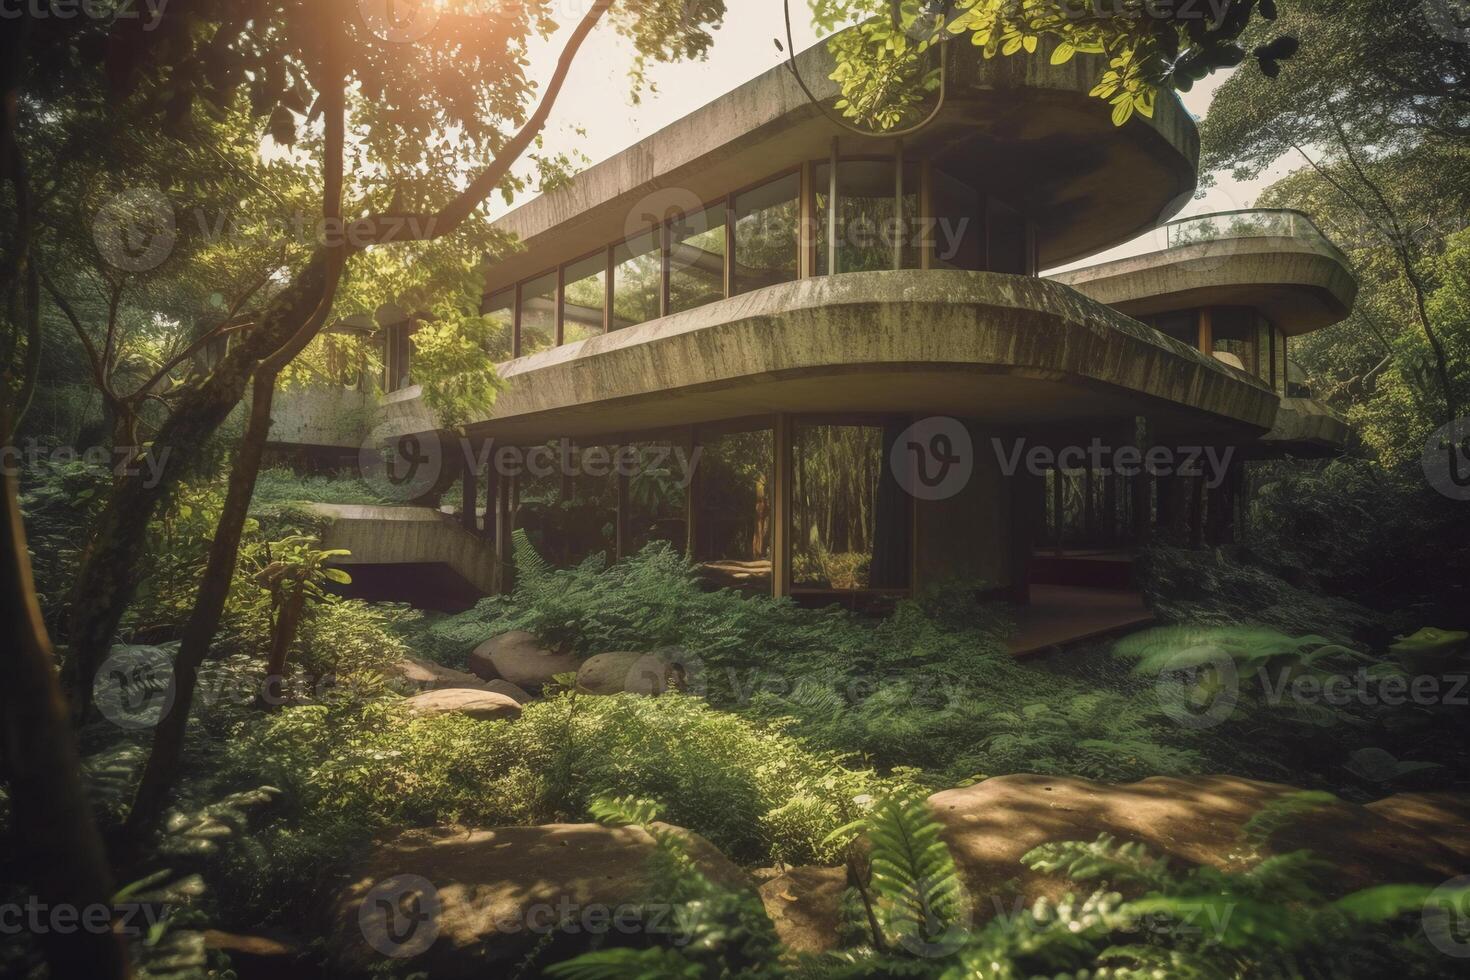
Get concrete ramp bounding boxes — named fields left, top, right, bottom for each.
left=307, top=504, right=500, bottom=596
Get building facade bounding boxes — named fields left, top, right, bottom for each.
left=272, top=32, right=1356, bottom=608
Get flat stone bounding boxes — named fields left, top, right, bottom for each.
left=402, top=689, right=521, bottom=722
left=756, top=865, right=847, bottom=955
left=467, top=631, right=579, bottom=692
left=327, top=823, right=753, bottom=977
left=386, top=656, right=490, bottom=694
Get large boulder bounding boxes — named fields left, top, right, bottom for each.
left=480, top=679, right=534, bottom=704
left=327, top=823, right=752, bottom=977
left=402, top=689, right=522, bottom=722
left=385, top=657, right=490, bottom=694
left=467, top=631, right=578, bottom=692
left=929, top=775, right=1470, bottom=923
left=575, top=652, right=691, bottom=696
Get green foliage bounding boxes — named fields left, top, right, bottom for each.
left=251, top=467, right=410, bottom=506
left=862, top=793, right=967, bottom=955
left=589, top=793, right=665, bottom=828
left=220, top=687, right=896, bottom=865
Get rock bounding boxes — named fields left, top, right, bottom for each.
left=467, top=631, right=579, bottom=692
left=402, top=689, right=522, bottom=722
left=1366, top=792, right=1470, bottom=861
left=386, top=656, right=490, bottom=694
left=327, top=823, right=753, bottom=977
left=928, top=775, right=1470, bottom=924
left=756, top=865, right=847, bottom=954
left=576, top=651, right=690, bottom=696
left=481, top=679, right=534, bottom=704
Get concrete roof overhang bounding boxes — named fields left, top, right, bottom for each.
left=485, top=32, right=1199, bottom=290
left=1051, top=235, right=1358, bottom=336
left=1250, top=397, right=1352, bottom=457
left=436, top=271, right=1277, bottom=447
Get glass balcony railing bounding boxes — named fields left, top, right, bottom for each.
left=1164, top=208, right=1349, bottom=266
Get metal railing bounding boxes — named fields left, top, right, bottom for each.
left=1164, top=208, right=1349, bottom=266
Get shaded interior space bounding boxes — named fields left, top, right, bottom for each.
left=693, top=427, right=774, bottom=596
left=1007, top=584, right=1154, bottom=658
left=324, top=562, right=483, bottom=613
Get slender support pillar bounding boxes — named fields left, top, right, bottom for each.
left=772, top=414, right=794, bottom=598
left=615, top=455, right=630, bottom=561
left=461, top=448, right=479, bottom=533
left=683, top=428, right=698, bottom=560
left=494, top=474, right=515, bottom=594
left=1197, top=307, right=1214, bottom=355
left=482, top=458, right=499, bottom=542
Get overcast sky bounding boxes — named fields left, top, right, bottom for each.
left=500, top=0, right=1302, bottom=270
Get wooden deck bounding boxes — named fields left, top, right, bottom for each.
left=1007, top=584, right=1155, bottom=657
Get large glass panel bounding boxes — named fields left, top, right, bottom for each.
left=793, top=423, right=910, bottom=591
left=669, top=204, right=727, bottom=314
left=814, top=160, right=920, bottom=275
left=562, top=253, right=607, bottom=344
left=988, top=200, right=1031, bottom=276
left=482, top=288, right=515, bottom=361
left=1146, top=310, right=1197, bottom=347
left=694, top=428, right=773, bottom=595
left=931, top=168, right=983, bottom=271
left=1211, top=307, right=1258, bottom=375
left=612, top=230, right=662, bottom=329
left=518, top=272, right=557, bottom=355
left=733, top=173, right=799, bottom=295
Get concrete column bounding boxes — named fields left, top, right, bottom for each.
left=772, top=414, right=794, bottom=598
left=493, top=474, right=515, bottom=594
left=482, top=458, right=499, bottom=542
left=1197, top=307, right=1214, bottom=355
left=460, top=450, right=479, bottom=533
left=682, top=427, right=698, bottom=560
left=616, top=457, right=630, bottom=561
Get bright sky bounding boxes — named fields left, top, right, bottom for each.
left=501, top=0, right=1304, bottom=271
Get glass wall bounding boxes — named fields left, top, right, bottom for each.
left=792, top=423, right=910, bottom=591
left=562, top=253, right=606, bottom=344
left=732, top=173, right=800, bottom=296
left=1211, top=308, right=1258, bottom=375
left=694, top=428, right=774, bottom=595
left=519, top=272, right=557, bottom=355
left=487, top=157, right=1040, bottom=360
left=483, top=288, right=515, bottom=361
left=669, top=204, right=727, bottom=314
left=612, top=230, right=662, bottom=330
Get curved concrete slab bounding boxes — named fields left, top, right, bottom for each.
left=1255, top=397, right=1352, bottom=456
left=424, top=271, right=1277, bottom=446
left=1052, top=235, right=1357, bottom=335
left=487, top=32, right=1197, bottom=286
left=309, top=504, right=500, bottom=594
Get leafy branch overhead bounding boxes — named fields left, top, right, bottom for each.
left=817, top=0, right=1298, bottom=128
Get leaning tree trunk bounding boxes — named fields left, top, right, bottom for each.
left=63, top=251, right=331, bottom=723
left=1, top=467, right=132, bottom=979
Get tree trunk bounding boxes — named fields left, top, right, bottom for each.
left=122, top=370, right=286, bottom=835
left=64, top=251, right=331, bottom=723
left=266, top=585, right=307, bottom=682
left=1, top=467, right=132, bottom=980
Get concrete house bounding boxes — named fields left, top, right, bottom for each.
left=273, top=31, right=1356, bottom=634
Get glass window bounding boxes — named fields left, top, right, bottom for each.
left=562, top=253, right=607, bottom=344
left=988, top=200, right=1032, bottom=276
left=931, top=169, right=983, bottom=271
left=669, top=204, right=727, bottom=314
left=733, top=173, right=799, bottom=295
left=694, top=428, right=773, bottom=596
left=1211, top=307, right=1258, bottom=375
left=612, top=230, right=662, bottom=330
left=482, top=288, right=515, bottom=361
left=518, top=272, right=557, bottom=355
left=1147, top=310, right=1197, bottom=346
left=384, top=321, right=416, bottom=392
left=793, top=423, right=910, bottom=591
